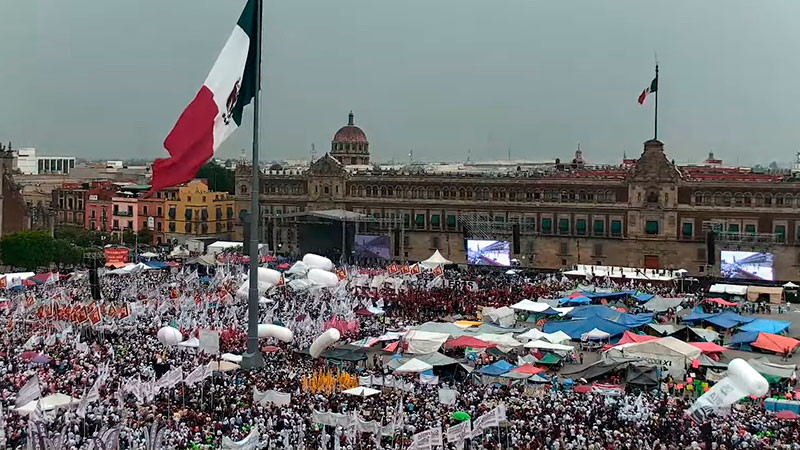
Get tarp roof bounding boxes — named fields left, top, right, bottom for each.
left=642, top=296, right=685, bottom=313
left=322, top=345, right=367, bottom=362
left=705, top=297, right=739, bottom=307
left=709, top=284, right=748, bottom=296
left=689, top=341, right=728, bottom=354
left=509, top=299, right=559, bottom=315
left=558, top=296, right=592, bottom=306
left=752, top=333, right=800, bottom=354
left=617, top=331, right=658, bottom=345
left=393, top=358, right=434, bottom=373
left=581, top=328, right=612, bottom=341
left=566, top=305, right=654, bottom=328
left=144, top=260, right=169, bottom=269
left=403, top=330, right=451, bottom=354
left=475, top=333, right=523, bottom=349
left=512, top=363, right=546, bottom=375
left=618, top=337, right=702, bottom=362
left=747, top=357, right=797, bottom=379
left=445, top=336, right=495, bottom=349
left=626, top=365, right=659, bottom=386
left=647, top=324, right=687, bottom=336
left=543, top=317, right=630, bottom=339
left=739, top=318, right=792, bottom=335
left=729, top=331, right=759, bottom=346
left=479, top=360, right=517, bottom=376
left=387, top=352, right=459, bottom=370
left=523, top=340, right=574, bottom=351
left=698, top=354, right=728, bottom=369
left=684, top=310, right=756, bottom=329
left=688, top=327, right=719, bottom=343
left=420, top=249, right=453, bottom=268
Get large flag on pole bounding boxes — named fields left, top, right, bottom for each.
left=150, top=0, right=258, bottom=193
left=637, top=76, right=658, bottom=104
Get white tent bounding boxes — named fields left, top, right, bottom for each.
left=516, top=328, right=547, bottom=341
left=542, top=331, right=572, bottom=344
left=420, top=250, right=453, bottom=269
left=509, top=299, right=555, bottom=313
left=140, top=251, right=158, bottom=258
left=342, top=386, right=381, bottom=397
left=393, top=358, right=434, bottom=374
left=16, top=393, right=80, bottom=415
left=221, top=353, right=243, bottom=363
left=783, top=282, right=799, bottom=289
left=210, top=361, right=240, bottom=372
left=483, top=306, right=516, bottom=328
left=708, top=283, right=748, bottom=296
left=403, top=330, right=450, bottom=354
left=169, top=247, right=191, bottom=258
left=523, top=340, right=574, bottom=352
left=475, top=333, right=523, bottom=351
left=105, top=262, right=151, bottom=275
left=581, top=328, right=611, bottom=341
left=603, top=337, right=701, bottom=378
left=177, top=337, right=200, bottom=348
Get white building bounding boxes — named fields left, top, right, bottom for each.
left=13, top=148, right=76, bottom=175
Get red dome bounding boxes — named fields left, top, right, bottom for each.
left=333, top=125, right=368, bottom=144
left=332, top=111, right=368, bottom=144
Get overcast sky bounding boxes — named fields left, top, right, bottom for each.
left=1, top=0, right=799, bottom=165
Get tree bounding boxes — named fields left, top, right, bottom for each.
left=52, top=239, right=84, bottom=267
left=0, top=230, right=54, bottom=270
left=54, top=226, right=112, bottom=247
left=196, top=160, right=235, bottom=193
left=138, top=227, right=154, bottom=246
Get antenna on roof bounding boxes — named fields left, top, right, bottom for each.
left=311, top=143, right=316, bottom=161
left=508, top=147, right=511, bottom=161
left=467, top=148, right=471, bottom=163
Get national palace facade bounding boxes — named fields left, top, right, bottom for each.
left=235, top=113, right=800, bottom=280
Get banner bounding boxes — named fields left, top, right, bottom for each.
left=591, top=383, right=624, bottom=396
left=446, top=420, right=471, bottom=448
left=438, top=389, right=458, bottom=406
left=199, top=329, right=220, bottom=355
left=221, top=427, right=259, bottom=450
left=104, top=248, right=130, bottom=264
left=253, top=388, right=291, bottom=407
left=408, top=426, right=442, bottom=450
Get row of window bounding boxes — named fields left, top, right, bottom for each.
left=56, top=197, right=83, bottom=210
left=681, top=221, right=797, bottom=243
left=349, top=186, right=618, bottom=203
left=165, top=221, right=234, bottom=233
left=167, top=206, right=235, bottom=220
left=692, top=192, right=799, bottom=207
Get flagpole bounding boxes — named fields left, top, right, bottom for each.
left=243, top=0, right=264, bottom=370
left=654, top=64, right=659, bottom=140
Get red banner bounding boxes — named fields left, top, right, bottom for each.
left=104, top=248, right=130, bottom=264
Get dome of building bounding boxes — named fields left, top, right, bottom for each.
left=331, top=111, right=370, bottom=165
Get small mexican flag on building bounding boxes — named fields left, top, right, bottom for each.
left=637, top=76, right=658, bottom=105
left=150, top=0, right=258, bottom=193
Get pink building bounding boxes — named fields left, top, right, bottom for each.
left=111, top=194, right=139, bottom=234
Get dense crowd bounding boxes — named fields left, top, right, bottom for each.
left=0, top=263, right=797, bottom=450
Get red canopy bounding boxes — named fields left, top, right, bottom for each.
left=444, top=336, right=495, bottom=349
left=512, top=363, right=545, bottom=375
left=775, top=410, right=798, bottom=420
left=384, top=341, right=400, bottom=352
left=277, top=263, right=291, bottom=270
left=689, top=341, right=728, bottom=354
left=617, top=331, right=658, bottom=345
left=705, top=297, right=738, bottom=307
left=574, top=385, right=592, bottom=393
left=752, top=333, right=800, bottom=354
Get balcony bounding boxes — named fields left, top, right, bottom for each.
left=114, top=211, right=133, bottom=217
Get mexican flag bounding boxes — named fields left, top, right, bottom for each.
left=150, top=0, right=258, bottom=193
left=637, top=76, right=658, bottom=104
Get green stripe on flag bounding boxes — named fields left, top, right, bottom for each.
left=233, top=0, right=259, bottom=127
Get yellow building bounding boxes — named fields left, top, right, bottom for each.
left=165, top=179, right=235, bottom=239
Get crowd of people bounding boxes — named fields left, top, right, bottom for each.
left=0, top=262, right=797, bottom=450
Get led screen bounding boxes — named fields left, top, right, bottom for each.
left=467, top=239, right=511, bottom=267
left=720, top=250, right=774, bottom=281
left=354, top=234, right=391, bottom=259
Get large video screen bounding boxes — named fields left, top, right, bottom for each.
left=720, top=250, right=774, bottom=281
left=354, top=234, right=391, bottom=259
left=467, top=239, right=511, bottom=267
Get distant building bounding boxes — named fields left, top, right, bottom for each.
left=164, top=179, right=235, bottom=243
left=13, top=148, right=76, bottom=175
left=234, top=112, right=800, bottom=280
left=51, top=182, right=86, bottom=228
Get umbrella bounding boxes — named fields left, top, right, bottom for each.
left=20, top=351, right=38, bottom=362
left=277, top=263, right=291, bottom=270
left=31, top=354, right=53, bottom=364
left=342, top=386, right=381, bottom=397
left=775, top=410, right=798, bottom=420
left=575, top=385, right=592, bottom=394
left=451, top=411, right=471, bottom=421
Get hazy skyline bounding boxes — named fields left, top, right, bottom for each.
left=2, top=0, right=799, bottom=166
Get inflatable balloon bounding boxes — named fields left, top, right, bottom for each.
left=688, top=358, right=768, bottom=422
left=309, top=328, right=341, bottom=358
left=286, top=261, right=309, bottom=277
left=302, top=253, right=334, bottom=271
left=157, top=326, right=183, bottom=346
left=257, top=267, right=282, bottom=285
left=258, top=324, right=294, bottom=342
left=307, top=268, right=339, bottom=287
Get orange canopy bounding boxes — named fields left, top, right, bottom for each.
left=617, top=331, right=658, bottom=345
left=512, top=363, right=546, bottom=375
left=752, top=332, right=800, bottom=354
left=689, top=341, right=728, bottom=354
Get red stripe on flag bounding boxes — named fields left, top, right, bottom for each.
left=150, top=86, right=218, bottom=194
left=637, top=89, right=648, bottom=105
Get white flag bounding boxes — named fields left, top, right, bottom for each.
left=199, top=329, right=220, bottom=355
left=15, top=375, right=41, bottom=407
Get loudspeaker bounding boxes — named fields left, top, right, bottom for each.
left=393, top=229, right=401, bottom=256
left=706, top=231, right=716, bottom=265
left=512, top=224, right=520, bottom=254
left=89, top=261, right=101, bottom=300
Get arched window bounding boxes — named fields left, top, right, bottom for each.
left=381, top=186, right=388, bottom=197
left=776, top=194, right=785, bottom=206
left=411, top=187, right=418, bottom=199
left=723, top=192, right=732, bottom=207
left=694, top=192, right=703, bottom=204
left=754, top=193, right=764, bottom=206
left=743, top=193, right=752, bottom=206
left=764, top=194, right=773, bottom=206
left=734, top=193, right=743, bottom=206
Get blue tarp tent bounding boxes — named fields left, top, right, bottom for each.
left=682, top=309, right=717, bottom=323
left=558, top=296, right=592, bottom=306
left=479, top=360, right=517, bottom=376
left=580, top=291, right=636, bottom=301
left=739, top=319, right=791, bottom=335
left=705, top=311, right=755, bottom=329
left=543, top=318, right=630, bottom=339
left=566, top=306, right=653, bottom=328
left=729, top=331, right=759, bottom=346
left=633, top=293, right=655, bottom=303
left=144, top=260, right=169, bottom=269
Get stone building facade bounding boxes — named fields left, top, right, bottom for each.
left=234, top=114, right=800, bottom=280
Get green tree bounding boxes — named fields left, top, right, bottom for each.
left=54, top=226, right=113, bottom=247
left=0, top=230, right=54, bottom=270
left=138, top=227, right=154, bottom=246
left=196, top=160, right=235, bottom=194
left=52, top=239, right=84, bottom=267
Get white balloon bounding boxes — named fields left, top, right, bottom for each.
left=309, top=328, right=341, bottom=358
left=307, top=268, right=339, bottom=287
left=302, top=254, right=334, bottom=271
left=258, top=324, right=294, bottom=342
left=257, top=267, right=281, bottom=285
left=286, top=261, right=309, bottom=276
left=157, top=326, right=183, bottom=346
left=727, top=358, right=769, bottom=397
